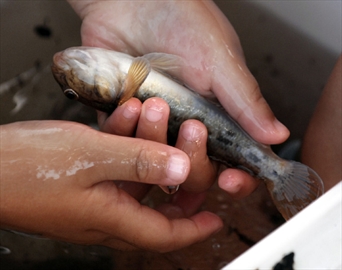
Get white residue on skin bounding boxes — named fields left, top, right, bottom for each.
left=66, top=160, right=94, bottom=176
left=120, top=157, right=136, bottom=165
left=36, top=160, right=95, bottom=180
left=21, top=127, right=64, bottom=137
left=120, top=151, right=167, bottom=170
left=101, top=157, right=116, bottom=164
left=36, top=166, right=62, bottom=181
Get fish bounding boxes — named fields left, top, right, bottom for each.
left=51, top=46, right=324, bottom=220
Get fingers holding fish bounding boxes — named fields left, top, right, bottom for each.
left=218, top=169, right=260, bottom=200
left=97, top=98, right=142, bottom=135
left=97, top=98, right=151, bottom=202
left=174, top=120, right=257, bottom=197
left=176, top=119, right=260, bottom=198
left=135, top=97, right=170, bottom=144
left=175, top=120, right=219, bottom=193
left=56, top=125, right=190, bottom=188
left=96, top=97, right=179, bottom=196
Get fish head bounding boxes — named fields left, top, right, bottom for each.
left=51, top=47, right=122, bottom=113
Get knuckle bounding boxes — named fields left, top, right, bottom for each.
left=250, top=81, right=265, bottom=105
left=134, top=146, right=154, bottom=183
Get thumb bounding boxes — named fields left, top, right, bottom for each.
left=75, top=125, right=191, bottom=187
left=211, top=60, right=290, bottom=144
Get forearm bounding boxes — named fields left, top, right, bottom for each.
left=302, top=55, right=342, bottom=191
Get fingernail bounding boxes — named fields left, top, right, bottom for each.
left=166, top=154, right=189, bottom=183
left=145, top=103, right=164, bottom=122
left=273, top=119, right=290, bottom=136
left=221, top=178, right=241, bottom=194
left=123, top=105, right=139, bottom=119
left=181, top=123, right=204, bottom=142
left=159, top=185, right=180, bottom=194
left=218, top=171, right=243, bottom=196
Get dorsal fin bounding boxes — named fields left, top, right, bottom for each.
left=118, top=57, right=151, bottom=105
left=143, top=52, right=184, bottom=80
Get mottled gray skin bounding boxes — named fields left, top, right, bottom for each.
left=131, top=77, right=323, bottom=221
left=135, top=83, right=280, bottom=181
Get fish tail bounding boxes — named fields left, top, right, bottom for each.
left=266, top=161, right=324, bottom=220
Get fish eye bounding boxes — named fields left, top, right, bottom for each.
left=63, top=89, right=79, bottom=100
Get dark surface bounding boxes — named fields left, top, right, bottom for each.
left=273, top=252, right=295, bottom=270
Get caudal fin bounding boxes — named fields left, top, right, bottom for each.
left=267, top=161, right=324, bottom=220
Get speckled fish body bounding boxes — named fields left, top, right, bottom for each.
left=136, top=71, right=276, bottom=176
left=51, top=47, right=324, bottom=220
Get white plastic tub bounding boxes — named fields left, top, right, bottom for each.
left=221, top=2, right=341, bottom=268
left=223, top=181, right=342, bottom=270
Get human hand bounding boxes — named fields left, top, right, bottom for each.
left=0, top=120, right=222, bottom=252
left=99, top=96, right=260, bottom=199
left=68, top=0, right=289, bottom=195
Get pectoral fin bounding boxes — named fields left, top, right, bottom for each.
left=118, top=57, right=151, bottom=105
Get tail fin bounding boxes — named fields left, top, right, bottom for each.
left=266, top=161, right=324, bottom=220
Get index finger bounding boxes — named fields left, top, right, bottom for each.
left=68, top=125, right=191, bottom=187
left=96, top=191, right=223, bottom=252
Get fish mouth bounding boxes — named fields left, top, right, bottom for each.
left=51, top=63, right=69, bottom=91
left=52, top=51, right=65, bottom=67
left=51, top=51, right=72, bottom=90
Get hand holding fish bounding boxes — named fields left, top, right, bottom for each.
left=99, top=94, right=258, bottom=199
left=98, top=97, right=219, bottom=193
left=67, top=0, right=290, bottom=195
left=0, top=119, right=223, bottom=252
left=54, top=0, right=324, bottom=220
left=69, top=0, right=290, bottom=143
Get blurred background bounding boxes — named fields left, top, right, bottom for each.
left=1, top=1, right=340, bottom=269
